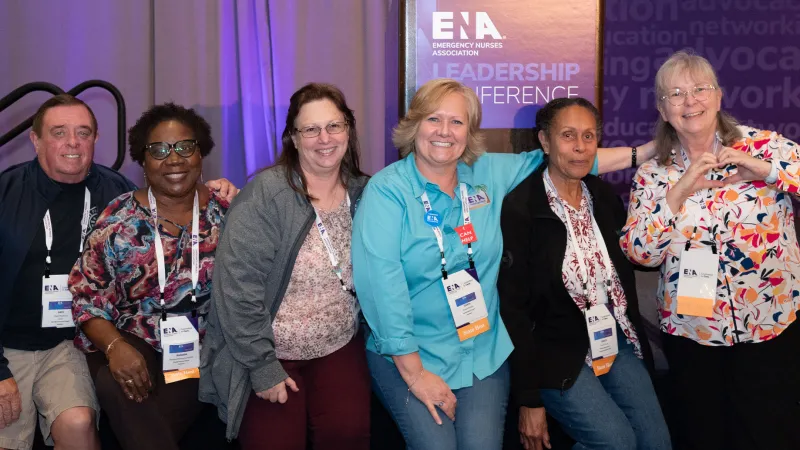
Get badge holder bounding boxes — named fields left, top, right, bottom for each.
left=41, top=270, right=75, bottom=328
left=584, top=281, right=618, bottom=376
left=41, top=251, right=75, bottom=329
left=676, top=226, right=718, bottom=317
left=443, top=267, right=490, bottom=341
left=160, top=304, right=200, bottom=384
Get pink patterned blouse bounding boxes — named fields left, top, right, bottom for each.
left=272, top=199, right=359, bottom=360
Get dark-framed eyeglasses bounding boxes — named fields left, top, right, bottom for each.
left=145, top=139, right=198, bottom=160
left=295, top=121, right=348, bottom=138
left=660, top=84, right=717, bottom=107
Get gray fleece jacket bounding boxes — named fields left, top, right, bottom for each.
left=198, top=166, right=368, bottom=440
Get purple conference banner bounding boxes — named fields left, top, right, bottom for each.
left=413, top=0, right=600, bottom=129
left=601, top=0, right=800, bottom=198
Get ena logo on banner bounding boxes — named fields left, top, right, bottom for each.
left=432, top=12, right=502, bottom=40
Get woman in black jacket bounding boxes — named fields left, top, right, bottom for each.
left=498, top=98, right=671, bottom=450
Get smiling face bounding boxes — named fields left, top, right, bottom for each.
left=30, top=105, right=97, bottom=183
left=541, top=105, right=599, bottom=182
left=143, top=120, right=202, bottom=199
left=658, top=69, right=721, bottom=141
left=290, top=99, right=349, bottom=178
left=414, top=92, right=469, bottom=171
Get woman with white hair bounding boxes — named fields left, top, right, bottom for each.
left=621, top=50, right=800, bottom=450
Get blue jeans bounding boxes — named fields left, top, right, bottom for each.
left=540, top=328, right=671, bottom=450
left=367, top=351, right=509, bottom=450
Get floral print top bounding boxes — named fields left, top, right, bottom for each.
left=621, top=127, right=800, bottom=346
left=544, top=175, right=642, bottom=363
left=272, top=198, right=359, bottom=360
left=70, top=190, right=229, bottom=352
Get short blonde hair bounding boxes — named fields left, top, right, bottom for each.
left=653, top=50, right=741, bottom=165
left=393, top=78, right=486, bottom=165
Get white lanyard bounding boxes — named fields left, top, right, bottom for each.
left=148, top=188, right=200, bottom=317
left=43, top=187, right=91, bottom=268
left=312, top=193, right=354, bottom=294
left=420, top=183, right=473, bottom=278
left=544, top=169, right=614, bottom=304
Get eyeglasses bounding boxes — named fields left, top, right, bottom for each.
left=295, top=121, right=348, bottom=138
left=660, top=84, right=717, bottom=107
left=145, top=139, right=198, bottom=160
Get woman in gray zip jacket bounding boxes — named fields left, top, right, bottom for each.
left=199, top=83, right=370, bottom=449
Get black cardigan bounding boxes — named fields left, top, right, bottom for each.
left=498, top=166, right=654, bottom=408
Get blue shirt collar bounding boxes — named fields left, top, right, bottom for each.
left=403, top=152, right=476, bottom=199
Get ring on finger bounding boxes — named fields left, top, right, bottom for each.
left=437, top=401, right=445, bottom=407
left=125, top=379, right=134, bottom=385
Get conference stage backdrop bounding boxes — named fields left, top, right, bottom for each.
left=403, top=0, right=601, bottom=130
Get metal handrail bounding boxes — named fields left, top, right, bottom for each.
left=0, top=82, right=65, bottom=110
left=0, top=80, right=126, bottom=170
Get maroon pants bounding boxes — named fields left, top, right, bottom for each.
left=238, top=333, right=371, bottom=450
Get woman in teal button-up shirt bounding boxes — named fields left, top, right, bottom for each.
left=352, top=78, right=651, bottom=450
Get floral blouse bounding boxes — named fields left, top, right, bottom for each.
left=272, top=198, right=359, bottom=361
left=621, top=127, right=800, bottom=346
left=70, top=190, right=229, bottom=352
left=544, top=176, right=642, bottom=364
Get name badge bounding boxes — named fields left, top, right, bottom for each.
left=676, top=247, right=718, bottom=317
left=454, top=223, right=478, bottom=245
left=160, top=315, right=200, bottom=383
left=442, top=268, right=490, bottom=341
left=41, top=275, right=75, bottom=328
left=585, top=304, right=618, bottom=376
left=467, top=186, right=491, bottom=210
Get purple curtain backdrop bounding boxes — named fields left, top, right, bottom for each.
left=1, top=0, right=391, bottom=187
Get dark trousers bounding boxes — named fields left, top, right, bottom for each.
left=86, top=332, right=204, bottom=450
left=238, top=333, right=371, bottom=450
left=662, top=321, right=800, bottom=450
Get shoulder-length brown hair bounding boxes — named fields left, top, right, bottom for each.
left=392, top=78, right=486, bottom=165
left=276, top=83, right=365, bottom=200
left=653, top=50, right=742, bottom=165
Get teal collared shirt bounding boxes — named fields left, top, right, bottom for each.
left=353, top=150, right=597, bottom=389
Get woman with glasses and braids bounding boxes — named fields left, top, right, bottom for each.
left=199, top=83, right=371, bottom=449
left=620, top=50, right=800, bottom=450
left=69, top=103, right=229, bottom=450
